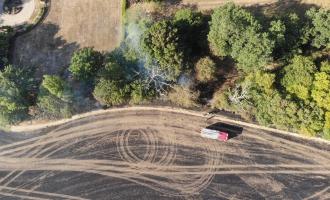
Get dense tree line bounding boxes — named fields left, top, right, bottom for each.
left=0, top=27, right=13, bottom=68
left=0, top=2, right=329, bottom=140
left=208, top=4, right=330, bottom=139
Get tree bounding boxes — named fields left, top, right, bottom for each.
left=281, top=55, right=316, bottom=101
left=0, top=27, right=13, bottom=68
left=0, top=65, right=36, bottom=126
left=69, top=47, right=104, bottom=82
left=269, top=13, right=307, bottom=59
left=195, top=57, right=216, bottom=82
left=305, top=8, right=330, bottom=48
left=93, top=79, right=130, bottom=106
left=231, top=27, right=274, bottom=71
left=269, top=19, right=286, bottom=58
left=97, top=60, right=125, bottom=81
left=212, top=89, right=231, bottom=111
left=141, top=20, right=184, bottom=81
left=36, top=75, right=73, bottom=119
left=311, top=61, right=330, bottom=111
left=235, top=72, right=299, bottom=129
left=174, top=8, right=203, bottom=27
left=174, top=8, right=206, bottom=56
left=208, top=3, right=273, bottom=71
left=129, top=80, right=155, bottom=104
left=296, top=102, right=325, bottom=136
left=42, top=75, right=68, bottom=98
left=323, top=112, right=330, bottom=139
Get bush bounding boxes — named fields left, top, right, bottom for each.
left=69, top=47, right=104, bottom=82
left=195, top=57, right=216, bottom=82
left=167, top=85, right=199, bottom=108
left=36, top=75, right=73, bottom=119
left=93, top=79, right=130, bottom=106
left=211, top=89, right=231, bottom=110
left=129, top=80, right=155, bottom=104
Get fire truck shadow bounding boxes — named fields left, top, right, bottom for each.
left=206, top=123, right=243, bottom=139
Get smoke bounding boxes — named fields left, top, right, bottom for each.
left=123, top=20, right=174, bottom=95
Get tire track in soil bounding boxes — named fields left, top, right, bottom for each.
left=0, top=110, right=329, bottom=199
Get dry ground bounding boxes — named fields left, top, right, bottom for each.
left=0, top=109, right=329, bottom=199
left=12, top=0, right=122, bottom=75
left=181, top=0, right=330, bottom=10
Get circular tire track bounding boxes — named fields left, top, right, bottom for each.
left=0, top=110, right=329, bottom=199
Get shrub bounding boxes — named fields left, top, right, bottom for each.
left=93, top=79, right=130, bottom=106
left=195, top=57, right=216, bottom=82
left=36, top=75, right=73, bottom=119
left=69, top=47, right=104, bottom=82
left=130, top=80, right=155, bottom=104
left=167, top=85, right=199, bottom=108
left=211, top=89, right=231, bottom=110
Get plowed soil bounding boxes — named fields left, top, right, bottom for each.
left=0, top=109, right=329, bottom=199
left=12, top=0, right=122, bottom=75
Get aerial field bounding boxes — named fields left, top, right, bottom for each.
left=181, top=0, right=330, bottom=10
left=0, top=108, right=329, bottom=199
left=12, top=0, right=122, bottom=75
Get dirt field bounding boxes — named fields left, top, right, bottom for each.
left=181, top=0, right=330, bottom=10
left=0, top=109, right=329, bottom=199
left=12, top=0, right=122, bottom=75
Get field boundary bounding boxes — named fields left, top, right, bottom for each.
left=10, top=106, right=330, bottom=145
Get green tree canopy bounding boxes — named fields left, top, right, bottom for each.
left=129, top=80, right=155, bottom=104
left=296, top=101, right=325, bottom=136
left=0, top=27, right=13, bottom=68
left=305, top=8, right=330, bottom=48
left=311, top=61, right=330, bottom=111
left=281, top=55, right=316, bottom=101
left=174, top=8, right=203, bottom=27
left=173, top=8, right=206, bottom=56
left=323, top=112, right=330, bottom=139
left=141, top=20, right=184, bottom=81
left=98, top=60, right=125, bottom=81
left=69, top=47, right=104, bottom=82
left=208, top=3, right=273, bottom=71
left=93, top=79, right=130, bottom=106
left=0, top=65, right=36, bottom=126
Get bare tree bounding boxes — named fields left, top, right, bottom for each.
left=228, top=83, right=251, bottom=108
left=134, top=64, right=174, bottom=96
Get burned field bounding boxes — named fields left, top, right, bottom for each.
left=0, top=109, right=329, bottom=199
left=12, top=0, right=122, bottom=75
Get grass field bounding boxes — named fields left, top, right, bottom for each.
left=12, top=0, right=122, bottom=76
